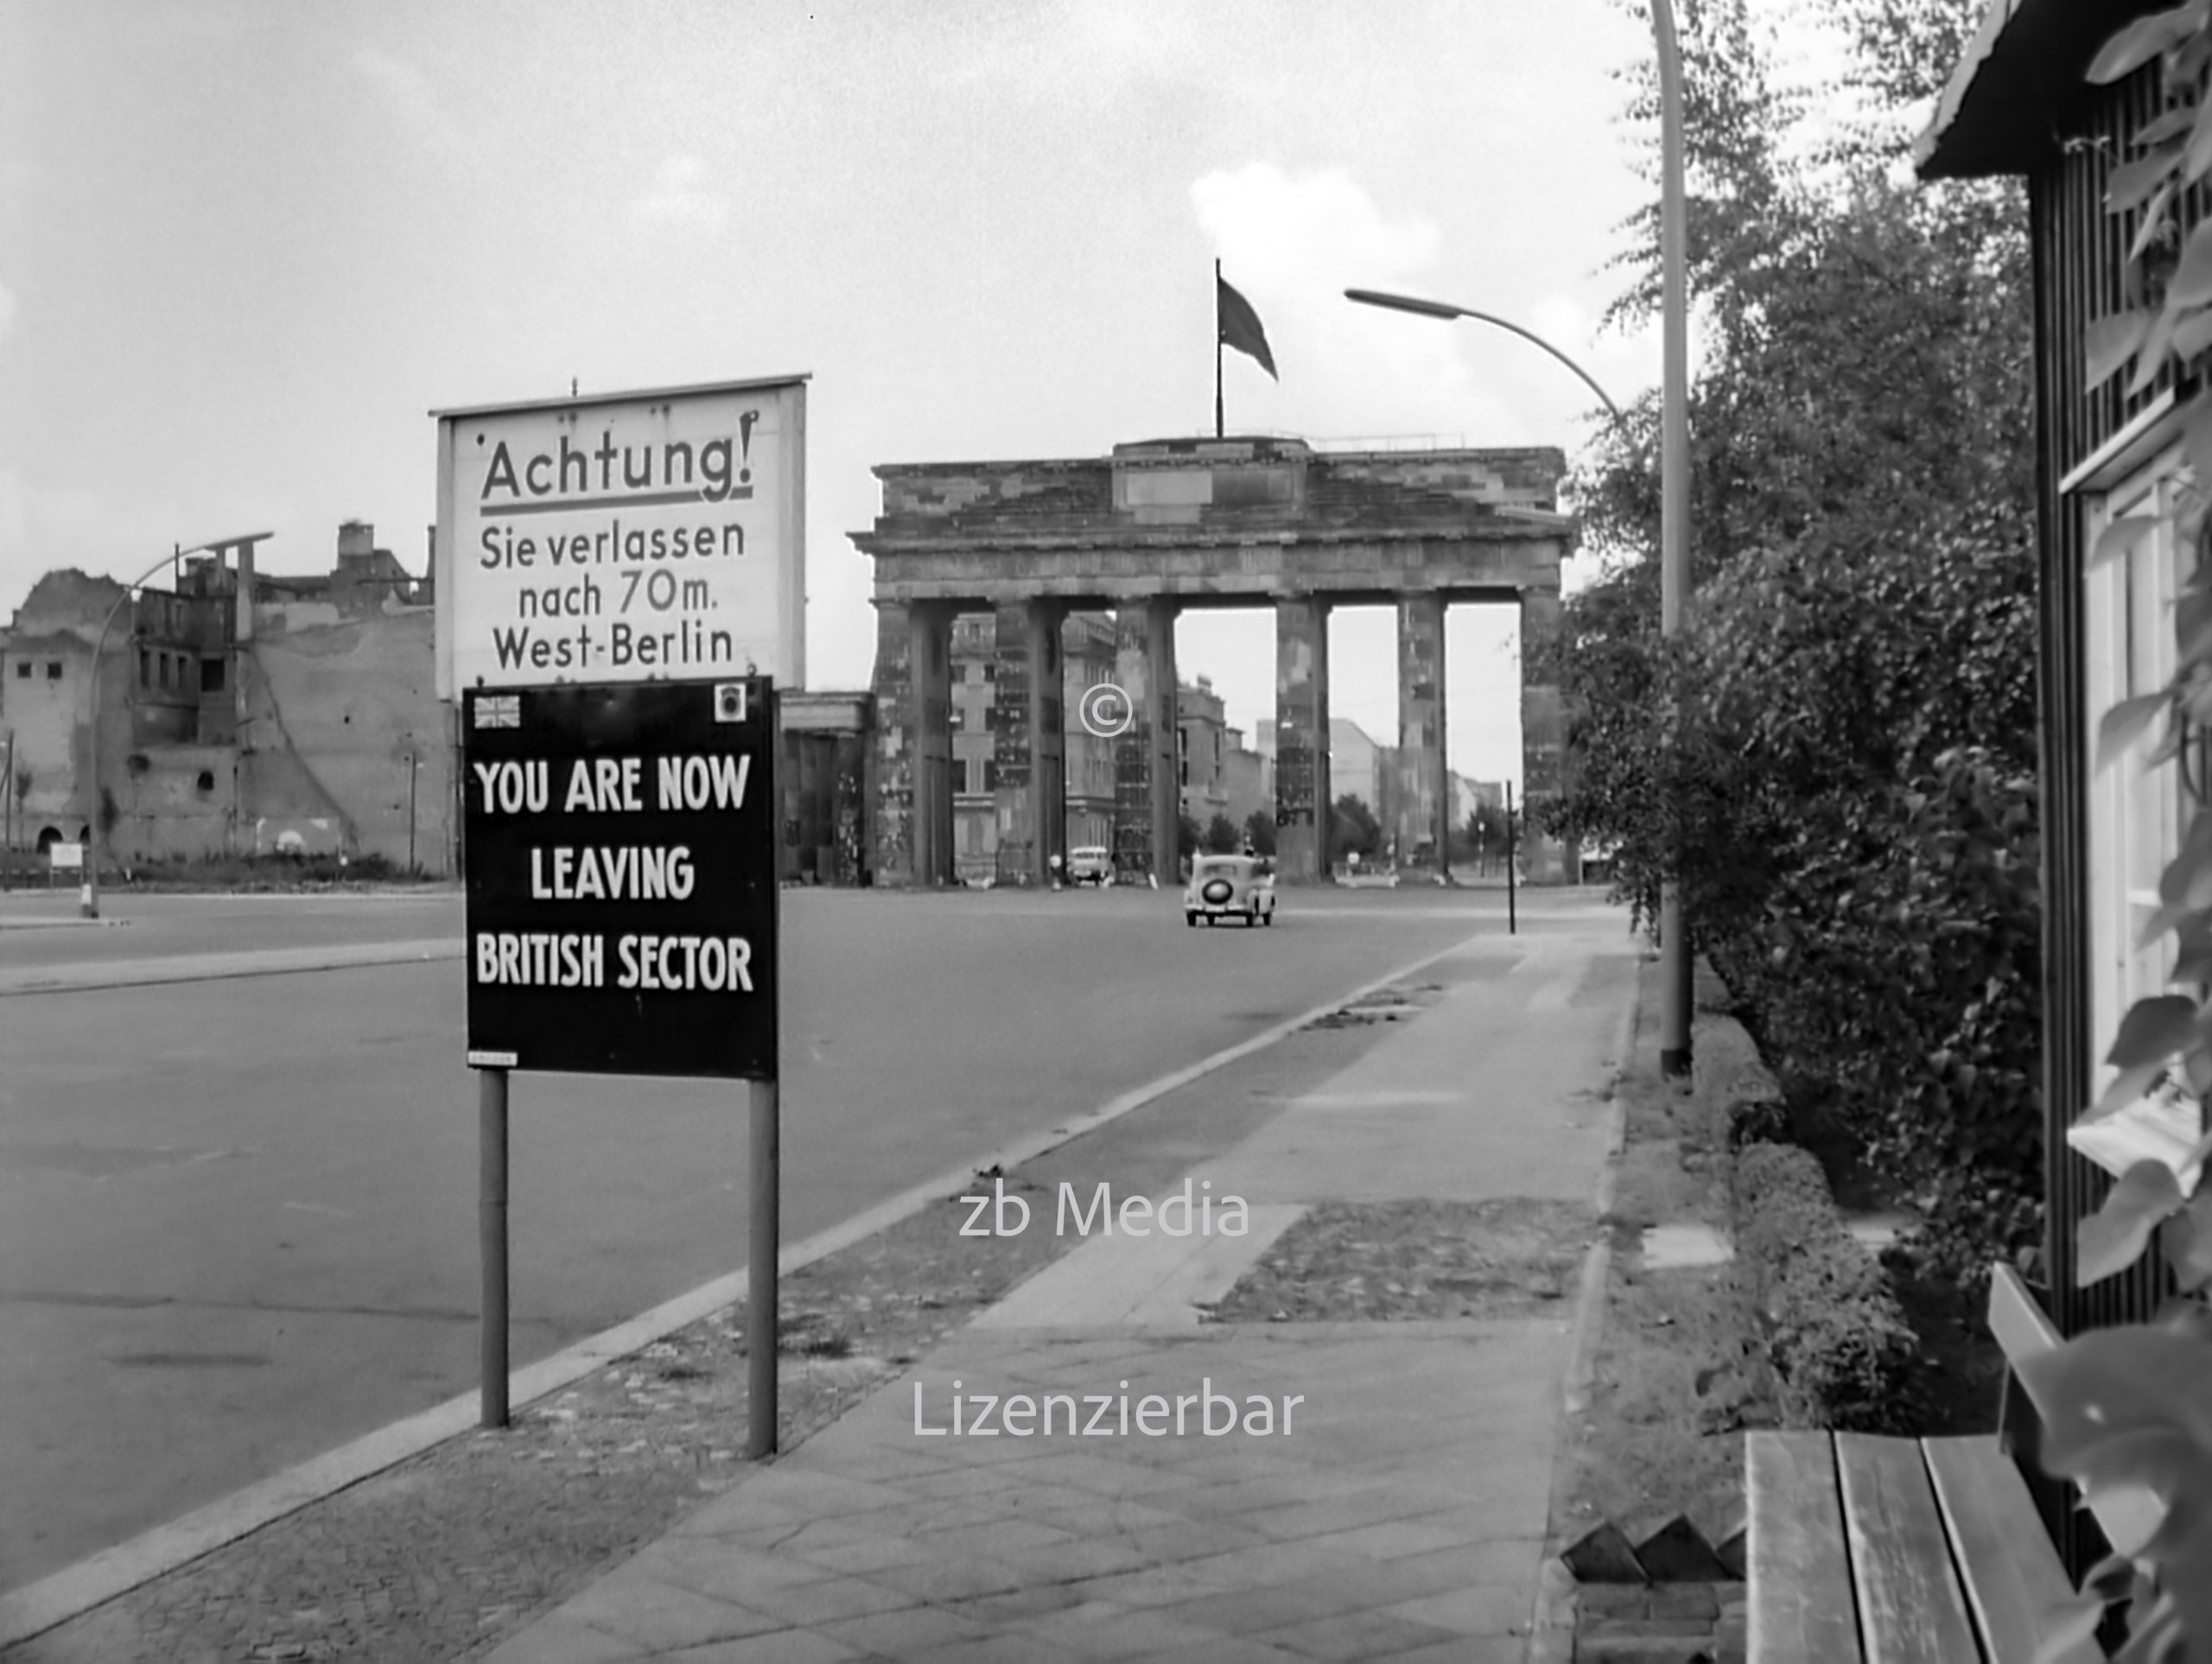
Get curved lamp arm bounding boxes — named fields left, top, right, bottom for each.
left=1344, top=288, right=1625, bottom=428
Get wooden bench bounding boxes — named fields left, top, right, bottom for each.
left=1747, top=1429, right=2094, bottom=1662
left=1745, top=1263, right=2163, bottom=1663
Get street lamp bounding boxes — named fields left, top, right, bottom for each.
left=1344, top=0, right=1694, bottom=1076
left=81, top=533, right=272, bottom=918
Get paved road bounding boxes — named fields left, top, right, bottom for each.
left=0, top=883, right=1619, bottom=1594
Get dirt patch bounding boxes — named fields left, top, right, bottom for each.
left=1300, top=981, right=1449, bottom=1030
left=1200, top=1197, right=1592, bottom=1323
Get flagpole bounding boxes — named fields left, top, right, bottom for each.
left=1214, top=259, right=1224, bottom=439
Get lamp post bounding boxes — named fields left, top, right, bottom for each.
left=82, top=533, right=272, bottom=918
left=1652, top=0, right=1693, bottom=1080
left=1344, top=2, right=1692, bottom=1075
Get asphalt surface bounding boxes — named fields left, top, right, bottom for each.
left=0, top=882, right=1610, bottom=1595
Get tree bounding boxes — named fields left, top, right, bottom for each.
left=1202, top=812, right=1241, bottom=854
left=1544, top=0, right=2042, bottom=1274
left=1243, top=809, right=1276, bottom=856
left=1331, top=794, right=1381, bottom=861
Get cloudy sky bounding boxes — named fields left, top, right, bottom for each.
left=0, top=0, right=1753, bottom=785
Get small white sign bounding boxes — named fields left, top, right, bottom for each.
left=434, top=377, right=807, bottom=697
left=48, top=842, right=83, bottom=870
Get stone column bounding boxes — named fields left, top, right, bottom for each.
left=990, top=598, right=1069, bottom=886
left=868, top=602, right=915, bottom=886
left=1274, top=594, right=1332, bottom=883
left=1519, top=586, right=1575, bottom=885
left=912, top=601, right=956, bottom=886
left=1031, top=600, right=1068, bottom=886
left=1395, top=594, right=1448, bottom=880
left=871, top=599, right=957, bottom=887
left=1111, top=597, right=1178, bottom=884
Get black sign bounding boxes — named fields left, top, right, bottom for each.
left=461, top=681, right=778, bottom=1079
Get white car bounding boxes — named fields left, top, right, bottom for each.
left=1185, top=854, right=1277, bottom=928
left=1067, top=845, right=1113, bottom=886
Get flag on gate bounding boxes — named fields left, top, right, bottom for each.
left=1217, top=271, right=1278, bottom=379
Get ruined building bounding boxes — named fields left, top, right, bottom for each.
left=0, top=523, right=455, bottom=871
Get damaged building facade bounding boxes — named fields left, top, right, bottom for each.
left=1, top=522, right=457, bottom=871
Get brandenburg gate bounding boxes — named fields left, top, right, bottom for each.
left=851, top=435, right=1573, bottom=886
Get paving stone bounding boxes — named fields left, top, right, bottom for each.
left=1250, top=1604, right=1465, bottom=1660
left=895, top=1632, right=1090, bottom=1664
left=1379, top=1577, right=1534, bottom=1636
left=1003, top=1597, right=1205, bottom=1654
left=1152, top=1580, right=1348, bottom=1635
left=650, top=1630, right=865, bottom=1662
left=553, top=1577, right=779, bottom=1652
left=809, top=1602, right=995, bottom=1656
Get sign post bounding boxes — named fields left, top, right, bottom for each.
left=1505, top=781, right=1517, bottom=937
left=480, top=1067, right=509, bottom=1429
left=439, top=376, right=805, bottom=1456
left=748, top=1077, right=779, bottom=1459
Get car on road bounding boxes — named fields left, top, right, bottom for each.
left=1067, top=845, right=1113, bottom=886
left=1580, top=838, right=1620, bottom=883
left=1185, top=853, right=1276, bottom=927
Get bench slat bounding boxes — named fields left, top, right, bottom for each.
left=1835, top=1432, right=1982, bottom=1664
left=1748, top=1430, right=1862, bottom=1664
left=1923, top=1436, right=2100, bottom=1664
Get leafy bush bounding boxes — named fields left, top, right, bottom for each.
left=1703, top=749, right=2044, bottom=1285
left=1732, top=1143, right=1920, bottom=1432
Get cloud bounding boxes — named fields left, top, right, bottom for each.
left=635, top=156, right=728, bottom=233
left=351, top=45, right=454, bottom=152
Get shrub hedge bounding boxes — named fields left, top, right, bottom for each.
left=1732, top=1142, right=1919, bottom=1432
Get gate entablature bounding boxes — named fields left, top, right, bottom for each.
left=850, top=438, right=1575, bottom=888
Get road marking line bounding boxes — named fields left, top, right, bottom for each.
left=0, top=926, right=1491, bottom=1648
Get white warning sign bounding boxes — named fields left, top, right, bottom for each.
left=434, top=377, right=807, bottom=696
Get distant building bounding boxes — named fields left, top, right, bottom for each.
left=948, top=609, right=1118, bottom=884
left=1177, top=676, right=1230, bottom=831
left=1221, top=725, right=1270, bottom=835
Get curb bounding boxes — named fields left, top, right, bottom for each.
left=1529, top=949, right=1644, bottom=1664
left=0, top=939, right=461, bottom=998
left=0, top=928, right=1493, bottom=1651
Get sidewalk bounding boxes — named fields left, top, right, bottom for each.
left=484, top=930, right=1637, bottom=1664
